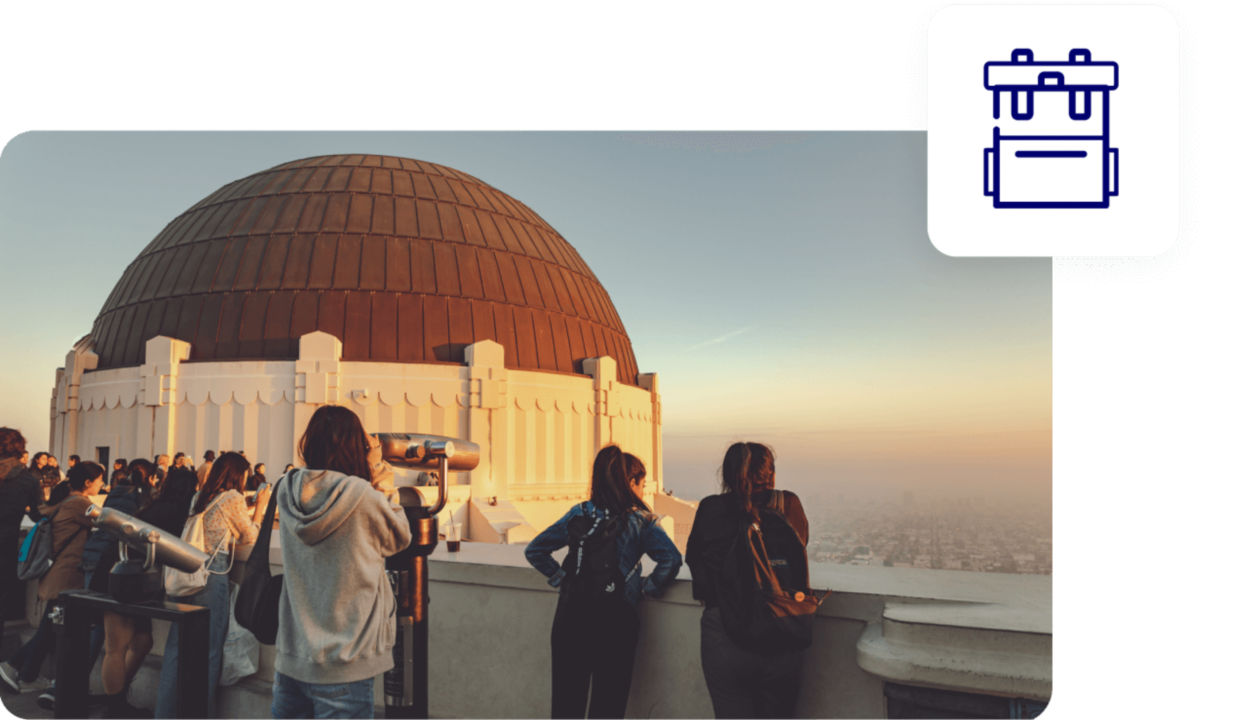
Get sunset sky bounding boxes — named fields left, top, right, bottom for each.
left=0, top=132, right=1050, bottom=507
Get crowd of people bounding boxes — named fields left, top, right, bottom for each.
left=0, top=433, right=291, bottom=717
left=1, top=418, right=814, bottom=720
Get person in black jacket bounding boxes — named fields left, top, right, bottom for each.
left=0, top=428, right=43, bottom=624
left=76, top=458, right=151, bottom=690
left=89, top=465, right=197, bottom=717
left=685, top=442, right=810, bottom=719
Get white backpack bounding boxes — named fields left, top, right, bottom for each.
left=164, top=492, right=234, bottom=597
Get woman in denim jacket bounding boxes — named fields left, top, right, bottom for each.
left=526, top=445, right=682, bottom=719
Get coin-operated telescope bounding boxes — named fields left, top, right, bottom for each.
left=84, top=505, right=209, bottom=603
left=373, top=433, right=479, bottom=719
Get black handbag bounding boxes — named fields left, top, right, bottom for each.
left=234, top=474, right=284, bottom=644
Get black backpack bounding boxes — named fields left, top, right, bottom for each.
left=560, top=509, right=625, bottom=600
left=718, top=491, right=826, bottom=653
left=17, top=516, right=85, bottom=582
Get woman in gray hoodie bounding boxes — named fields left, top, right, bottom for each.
left=271, top=405, right=411, bottom=719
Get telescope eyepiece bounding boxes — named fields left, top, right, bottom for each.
left=373, top=433, right=479, bottom=471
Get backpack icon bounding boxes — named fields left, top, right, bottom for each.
left=560, top=509, right=625, bottom=600
left=718, top=491, right=827, bottom=653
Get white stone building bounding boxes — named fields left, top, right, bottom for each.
left=48, top=154, right=696, bottom=542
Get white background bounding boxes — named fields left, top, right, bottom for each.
left=928, top=5, right=1180, bottom=256
left=2, top=1, right=1257, bottom=718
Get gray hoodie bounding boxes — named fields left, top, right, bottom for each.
left=275, top=468, right=412, bottom=685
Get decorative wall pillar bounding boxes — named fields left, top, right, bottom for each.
left=464, top=340, right=507, bottom=499
left=293, top=332, right=343, bottom=461
left=49, top=367, right=65, bottom=460
left=50, top=338, right=99, bottom=460
left=582, top=356, right=618, bottom=452
left=141, top=336, right=192, bottom=462
left=637, top=372, right=662, bottom=496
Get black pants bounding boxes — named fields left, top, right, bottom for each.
left=700, top=606, right=805, bottom=718
left=550, top=591, right=639, bottom=719
left=0, top=537, right=21, bottom=620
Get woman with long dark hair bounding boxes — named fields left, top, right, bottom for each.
left=686, top=441, right=811, bottom=718
left=27, top=452, right=58, bottom=499
left=89, top=464, right=197, bottom=717
left=270, top=405, right=410, bottom=719
left=155, top=452, right=270, bottom=717
left=525, top=444, right=683, bottom=718
left=1, top=461, right=104, bottom=696
left=248, top=462, right=267, bottom=491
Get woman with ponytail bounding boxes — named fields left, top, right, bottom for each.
left=686, top=441, right=810, bottom=718
left=525, top=444, right=682, bottom=718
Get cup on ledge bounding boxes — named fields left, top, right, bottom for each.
left=446, top=522, right=462, bottom=552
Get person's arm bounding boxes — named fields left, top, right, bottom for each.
left=23, top=475, right=43, bottom=523
left=250, top=484, right=272, bottom=525
left=640, top=518, right=683, bottom=598
left=224, top=491, right=260, bottom=545
left=73, top=496, right=96, bottom=529
left=365, top=435, right=399, bottom=503
left=378, top=501, right=413, bottom=557
left=783, top=491, right=809, bottom=545
left=369, top=463, right=398, bottom=503
left=357, top=480, right=411, bottom=556
left=685, top=496, right=727, bottom=603
left=524, top=507, right=578, bottom=587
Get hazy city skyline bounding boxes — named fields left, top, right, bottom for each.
left=0, top=132, right=1050, bottom=511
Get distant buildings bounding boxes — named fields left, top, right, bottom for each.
left=807, top=496, right=1051, bottom=575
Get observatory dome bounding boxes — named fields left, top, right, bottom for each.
left=89, top=154, right=639, bottom=385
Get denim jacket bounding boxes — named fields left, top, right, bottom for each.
left=525, top=501, right=682, bottom=607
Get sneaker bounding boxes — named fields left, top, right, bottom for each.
left=37, top=688, right=55, bottom=711
left=0, top=665, right=49, bottom=694
left=0, top=661, right=22, bottom=693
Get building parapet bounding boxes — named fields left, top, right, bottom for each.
left=17, top=540, right=1049, bottom=718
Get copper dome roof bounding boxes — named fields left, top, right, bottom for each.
left=90, top=154, right=639, bottom=385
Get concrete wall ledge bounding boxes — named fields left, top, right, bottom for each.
left=21, top=542, right=1050, bottom=718
left=420, top=543, right=1051, bottom=716
left=855, top=613, right=1051, bottom=701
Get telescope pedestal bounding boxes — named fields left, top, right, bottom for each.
left=54, top=590, right=210, bottom=719
left=375, top=433, right=476, bottom=720
left=385, top=511, right=437, bottom=718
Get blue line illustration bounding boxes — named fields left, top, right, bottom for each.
left=1015, top=150, right=1088, bottom=158
left=983, top=48, right=1119, bottom=209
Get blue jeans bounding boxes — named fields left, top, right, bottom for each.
left=271, top=672, right=376, bottom=719
left=155, top=554, right=231, bottom=717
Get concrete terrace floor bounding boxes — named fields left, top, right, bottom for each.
left=1, top=619, right=366, bottom=720
left=0, top=620, right=164, bottom=720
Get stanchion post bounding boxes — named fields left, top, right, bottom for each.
left=376, top=435, right=478, bottom=720
left=55, top=590, right=209, bottom=719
